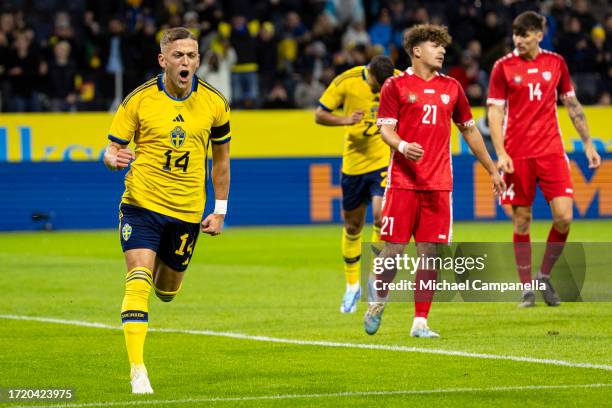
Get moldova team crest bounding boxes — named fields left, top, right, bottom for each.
left=408, top=93, right=417, bottom=103
left=122, top=223, right=132, bottom=241
left=542, top=71, right=552, bottom=81
left=170, top=126, right=186, bottom=148
left=440, top=94, right=450, bottom=104
left=513, top=75, right=522, bottom=84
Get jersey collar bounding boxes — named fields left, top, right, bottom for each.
left=513, top=47, right=542, bottom=60
left=406, top=67, right=439, bottom=76
left=157, top=73, right=198, bottom=101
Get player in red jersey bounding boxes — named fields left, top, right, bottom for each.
left=363, top=24, right=505, bottom=338
left=487, top=11, right=601, bottom=308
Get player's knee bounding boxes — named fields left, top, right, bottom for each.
left=154, top=285, right=181, bottom=302
left=513, top=212, right=532, bottom=233
left=553, top=212, right=572, bottom=230
left=344, top=221, right=363, bottom=236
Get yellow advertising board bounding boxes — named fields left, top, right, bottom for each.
left=0, top=107, right=609, bottom=162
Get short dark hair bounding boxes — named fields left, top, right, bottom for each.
left=160, top=27, right=197, bottom=52
left=512, top=11, right=546, bottom=36
left=368, top=55, right=395, bottom=85
left=402, top=24, right=452, bottom=57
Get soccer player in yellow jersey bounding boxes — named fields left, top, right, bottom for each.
left=103, top=27, right=231, bottom=394
left=315, top=55, right=397, bottom=313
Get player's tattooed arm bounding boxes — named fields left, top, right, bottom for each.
left=103, top=141, right=134, bottom=170
left=458, top=123, right=506, bottom=196
left=562, top=94, right=590, bottom=141
left=561, top=94, right=601, bottom=168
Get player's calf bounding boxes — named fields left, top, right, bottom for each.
left=154, top=284, right=181, bottom=302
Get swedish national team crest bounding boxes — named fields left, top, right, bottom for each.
left=441, top=94, right=450, bottom=104
left=170, top=126, right=186, bottom=148
left=122, top=223, right=132, bottom=241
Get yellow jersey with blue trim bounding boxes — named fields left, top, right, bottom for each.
left=108, top=74, right=230, bottom=223
left=318, top=66, right=400, bottom=175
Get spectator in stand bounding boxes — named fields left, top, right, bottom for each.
left=368, top=8, right=392, bottom=55
left=448, top=50, right=487, bottom=105
left=572, top=0, right=597, bottom=35
left=0, top=12, right=14, bottom=110
left=262, top=80, right=294, bottom=109
left=195, top=0, right=223, bottom=36
left=297, top=41, right=328, bottom=83
left=559, top=16, right=592, bottom=73
left=549, top=0, right=571, bottom=29
left=256, top=21, right=278, bottom=99
left=136, top=18, right=162, bottom=79
left=0, top=11, right=16, bottom=45
left=6, top=31, right=43, bottom=112
left=100, top=17, right=127, bottom=101
left=590, top=25, right=611, bottom=102
left=197, top=44, right=236, bottom=102
left=449, top=2, right=478, bottom=48
left=477, top=10, right=506, bottom=63
left=47, top=40, right=78, bottom=111
left=604, top=14, right=612, bottom=54
left=183, top=10, right=201, bottom=38
left=311, top=13, right=340, bottom=57
left=229, top=15, right=258, bottom=108
left=324, top=0, right=365, bottom=28
left=294, top=71, right=325, bottom=108
left=597, top=91, right=610, bottom=105
left=342, top=20, right=370, bottom=50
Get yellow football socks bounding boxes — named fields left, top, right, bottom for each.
left=342, top=228, right=362, bottom=286
left=154, top=284, right=181, bottom=302
left=371, top=225, right=382, bottom=243
left=121, top=267, right=153, bottom=368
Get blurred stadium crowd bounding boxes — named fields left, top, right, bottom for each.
left=0, top=0, right=610, bottom=112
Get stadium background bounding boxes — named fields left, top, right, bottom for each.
left=0, top=0, right=610, bottom=231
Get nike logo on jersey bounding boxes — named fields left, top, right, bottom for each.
left=173, top=114, right=185, bottom=122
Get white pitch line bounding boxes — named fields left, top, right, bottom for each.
left=1, top=314, right=612, bottom=372
left=7, top=383, right=612, bottom=408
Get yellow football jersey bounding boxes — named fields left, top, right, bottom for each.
left=318, top=66, right=399, bottom=175
left=108, top=75, right=231, bottom=223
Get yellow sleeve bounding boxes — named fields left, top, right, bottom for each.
left=210, top=95, right=231, bottom=145
left=318, top=78, right=344, bottom=112
left=108, top=95, right=139, bottom=145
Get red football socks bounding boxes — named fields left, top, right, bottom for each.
left=513, top=233, right=532, bottom=284
left=539, top=227, right=569, bottom=277
left=414, top=269, right=437, bottom=318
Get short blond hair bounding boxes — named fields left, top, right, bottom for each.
left=160, top=27, right=197, bottom=52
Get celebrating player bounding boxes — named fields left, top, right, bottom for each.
left=364, top=24, right=504, bottom=337
left=487, top=11, right=601, bottom=308
left=315, top=55, right=398, bottom=314
left=103, top=27, right=231, bottom=393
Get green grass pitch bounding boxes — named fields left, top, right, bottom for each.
left=0, top=220, right=611, bottom=407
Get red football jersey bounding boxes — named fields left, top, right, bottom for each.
left=487, top=49, right=574, bottom=159
left=377, top=68, right=473, bottom=191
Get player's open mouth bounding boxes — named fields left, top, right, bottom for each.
left=179, top=70, right=190, bottom=82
